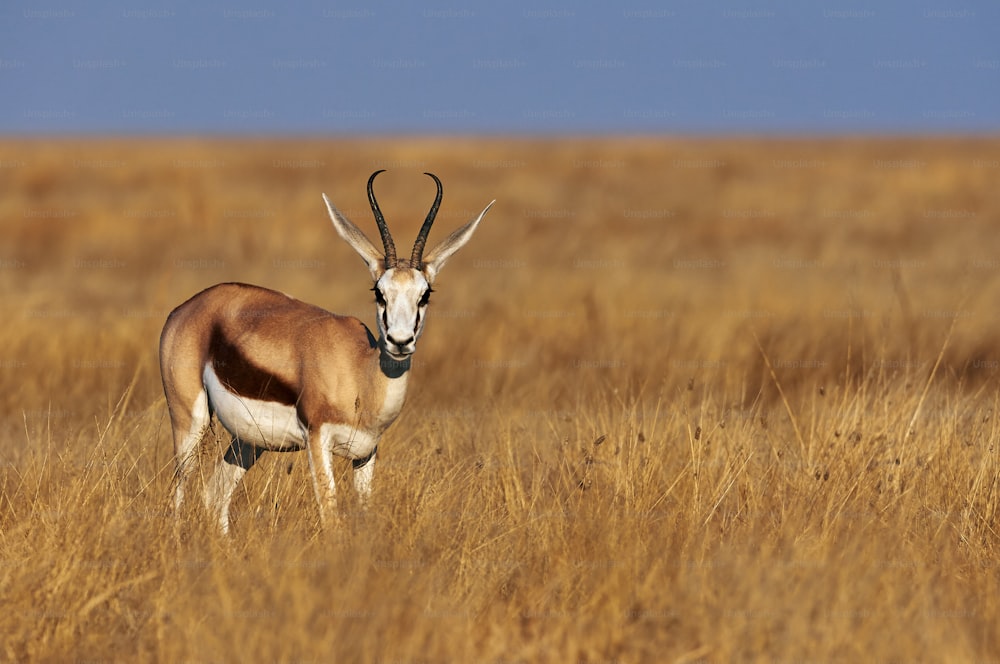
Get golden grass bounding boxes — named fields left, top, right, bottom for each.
left=2, top=136, right=1000, bottom=661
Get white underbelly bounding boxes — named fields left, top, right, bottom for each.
left=203, top=364, right=305, bottom=451
left=201, top=364, right=380, bottom=460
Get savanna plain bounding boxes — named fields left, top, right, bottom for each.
left=2, top=136, right=1000, bottom=662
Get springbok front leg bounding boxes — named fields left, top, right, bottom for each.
left=306, top=427, right=339, bottom=526
left=352, top=445, right=378, bottom=504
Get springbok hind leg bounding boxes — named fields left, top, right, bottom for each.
left=204, top=438, right=263, bottom=534
left=172, top=391, right=211, bottom=514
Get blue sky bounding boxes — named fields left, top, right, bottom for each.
left=2, top=0, right=998, bottom=134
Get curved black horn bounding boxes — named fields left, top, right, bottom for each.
left=367, top=169, right=397, bottom=267
left=410, top=172, right=443, bottom=267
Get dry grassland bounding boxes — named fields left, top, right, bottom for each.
left=1, top=136, right=1000, bottom=662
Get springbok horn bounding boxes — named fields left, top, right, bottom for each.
left=367, top=169, right=397, bottom=268
left=410, top=172, right=443, bottom=267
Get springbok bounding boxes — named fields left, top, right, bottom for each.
left=159, top=170, right=494, bottom=532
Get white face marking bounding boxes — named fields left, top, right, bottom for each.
left=203, top=364, right=306, bottom=451
left=374, top=268, right=432, bottom=359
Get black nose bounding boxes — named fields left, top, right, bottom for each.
left=387, top=334, right=414, bottom=348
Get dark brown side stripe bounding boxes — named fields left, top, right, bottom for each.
left=208, top=325, right=299, bottom=406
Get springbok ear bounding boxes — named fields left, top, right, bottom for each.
left=422, top=200, right=494, bottom=283
left=323, top=193, right=386, bottom=281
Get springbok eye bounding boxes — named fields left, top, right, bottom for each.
left=418, top=288, right=432, bottom=307
left=372, top=287, right=386, bottom=307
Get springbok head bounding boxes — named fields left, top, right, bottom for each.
left=323, top=170, right=494, bottom=360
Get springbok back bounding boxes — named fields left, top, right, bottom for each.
left=159, top=171, right=494, bottom=532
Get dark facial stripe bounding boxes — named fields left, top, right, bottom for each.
left=207, top=325, right=299, bottom=406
